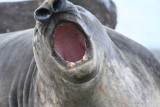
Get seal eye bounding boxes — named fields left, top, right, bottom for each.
left=54, top=23, right=86, bottom=62
left=76, top=6, right=86, bottom=12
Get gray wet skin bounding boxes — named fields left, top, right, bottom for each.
left=0, top=0, right=160, bottom=106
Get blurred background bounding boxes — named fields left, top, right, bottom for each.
left=113, top=0, right=160, bottom=59
left=0, top=0, right=160, bottom=59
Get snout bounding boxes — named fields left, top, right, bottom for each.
left=34, top=0, right=66, bottom=21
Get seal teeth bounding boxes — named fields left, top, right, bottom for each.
left=70, top=62, right=75, bottom=67
left=83, top=55, right=88, bottom=61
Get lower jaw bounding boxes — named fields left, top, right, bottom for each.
left=36, top=65, right=105, bottom=107
left=58, top=57, right=99, bottom=84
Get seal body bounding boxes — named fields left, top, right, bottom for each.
left=0, top=0, right=160, bottom=107
left=0, top=29, right=34, bottom=106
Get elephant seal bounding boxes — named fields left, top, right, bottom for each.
left=0, top=0, right=160, bottom=106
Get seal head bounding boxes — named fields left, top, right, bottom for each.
left=33, top=0, right=112, bottom=84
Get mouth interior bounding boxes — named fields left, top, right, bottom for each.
left=54, top=23, right=86, bottom=62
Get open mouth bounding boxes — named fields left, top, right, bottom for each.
left=53, top=22, right=89, bottom=64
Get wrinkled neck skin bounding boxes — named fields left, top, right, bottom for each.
left=33, top=27, right=117, bottom=107
left=33, top=46, right=118, bottom=107
left=32, top=20, right=119, bottom=107
left=34, top=62, right=107, bottom=107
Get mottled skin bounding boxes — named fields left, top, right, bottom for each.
left=0, top=0, right=160, bottom=107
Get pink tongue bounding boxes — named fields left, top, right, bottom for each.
left=54, top=23, right=86, bottom=62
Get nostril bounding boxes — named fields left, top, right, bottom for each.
left=53, top=0, right=66, bottom=12
left=34, top=8, right=52, bottom=21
